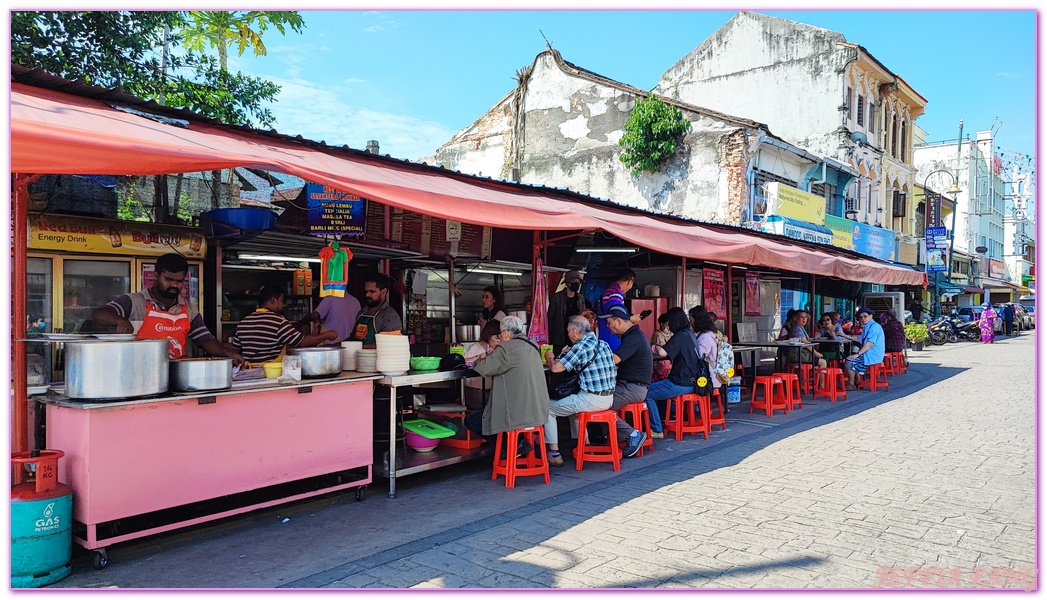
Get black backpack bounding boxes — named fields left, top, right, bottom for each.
left=692, top=337, right=714, bottom=397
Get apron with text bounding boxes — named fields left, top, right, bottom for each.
left=352, top=312, right=378, bottom=344
left=136, top=305, right=191, bottom=359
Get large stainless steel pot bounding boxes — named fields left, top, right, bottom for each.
left=291, top=347, right=343, bottom=378
left=169, top=357, right=233, bottom=392
left=455, top=325, right=479, bottom=342
left=65, top=339, right=169, bottom=399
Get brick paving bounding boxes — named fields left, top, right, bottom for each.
left=54, top=334, right=1036, bottom=589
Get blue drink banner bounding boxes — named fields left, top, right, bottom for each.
left=824, top=215, right=897, bottom=262
left=306, top=183, right=365, bottom=236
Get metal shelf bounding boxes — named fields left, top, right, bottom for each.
left=375, top=444, right=492, bottom=479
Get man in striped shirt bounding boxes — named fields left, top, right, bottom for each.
left=232, top=285, right=338, bottom=363
left=597, top=269, right=643, bottom=353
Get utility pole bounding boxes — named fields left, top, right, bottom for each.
left=944, top=119, right=964, bottom=311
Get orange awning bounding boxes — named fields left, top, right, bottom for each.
left=10, top=81, right=926, bottom=287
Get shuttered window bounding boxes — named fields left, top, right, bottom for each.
left=856, top=95, right=865, bottom=127
left=892, top=191, right=906, bottom=218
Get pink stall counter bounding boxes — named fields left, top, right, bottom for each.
left=38, top=372, right=380, bottom=568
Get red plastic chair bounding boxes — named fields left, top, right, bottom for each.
left=775, top=372, right=803, bottom=410
left=707, top=389, right=727, bottom=431
left=491, top=426, right=550, bottom=488
left=858, top=362, right=889, bottom=392
left=750, top=376, right=787, bottom=416
left=617, top=402, right=654, bottom=456
left=787, top=363, right=814, bottom=395
left=665, top=394, right=709, bottom=440
left=814, top=368, right=847, bottom=402
left=573, top=410, right=621, bottom=471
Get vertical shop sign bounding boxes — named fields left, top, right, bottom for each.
left=703, top=268, right=725, bottom=320
left=744, top=273, right=761, bottom=316
left=306, top=183, right=365, bottom=236
left=924, top=227, right=948, bottom=273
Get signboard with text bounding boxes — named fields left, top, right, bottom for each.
left=924, top=226, right=948, bottom=273
left=306, top=183, right=365, bottom=236
left=824, top=215, right=897, bottom=262
left=764, top=183, right=827, bottom=225
left=29, top=214, right=206, bottom=258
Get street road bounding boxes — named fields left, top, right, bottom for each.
left=54, top=333, right=1036, bottom=590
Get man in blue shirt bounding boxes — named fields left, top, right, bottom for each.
left=544, top=315, right=617, bottom=467
left=844, top=307, right=885, bottom=390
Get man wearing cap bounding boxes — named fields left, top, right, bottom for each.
left=844, top=307, right=885, bottom=390
left=597, top=269, right=644, bottom=353
left=548, top=270, right=591, bottom=352
left=543, top=315, right=617, bottom=467
left=605, top=304, right=651, bottom=458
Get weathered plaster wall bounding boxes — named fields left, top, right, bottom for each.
left=654, top=11, right=850, bottom=161
left=436, top=52, right=755, bottom=224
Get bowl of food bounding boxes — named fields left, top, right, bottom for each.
left=410, top=356, right=441, bottom=371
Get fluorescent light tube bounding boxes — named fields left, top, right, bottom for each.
left=467, top=268, right=524, bottom=276
left=577, top=247, right=638, bottom=253
left=239, top=254, right=321, bottom=263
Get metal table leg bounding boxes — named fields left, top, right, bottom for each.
left=388, top=384, right=397, bottom=498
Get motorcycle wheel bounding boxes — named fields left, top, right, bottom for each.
left=929, top=331, right=945, bottom=345
left=947, top=333, right=959, bottom=343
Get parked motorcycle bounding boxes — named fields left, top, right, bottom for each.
left=954, top=320, right=981, bottom=341
left=926, top=317, right=953, bottom=345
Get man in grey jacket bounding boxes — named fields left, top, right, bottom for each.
left=465, top=316, right=551, bottom=458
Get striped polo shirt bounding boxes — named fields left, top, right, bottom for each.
left=232, top=309, right=304, bottom=363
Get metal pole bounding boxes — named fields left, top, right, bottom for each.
left=725, top=264, right=733, bottom=340
left=680, top=257, right=686, bottom=309
left=945, top=120, right=964, bottom=296
left=448, top=257, right=456, bottom=345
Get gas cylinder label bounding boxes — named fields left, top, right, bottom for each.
left=34, top=502, right=61, bottom=532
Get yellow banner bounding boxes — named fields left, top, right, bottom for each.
left=767, top=183, right=826, bottom=225
left=29, top=215, right=207, bottom=259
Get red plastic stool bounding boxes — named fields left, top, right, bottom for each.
left=617, top=402, right=654, bottom=456
left=881, top=355, right=898, bottom=376
left=787, top=363, right=814, bottom=395
left=491, top=426, right=550, bottom=488
left=814, top=368, right=847, bottom=402
left=665, top=393, right=709, bottom=440
left=573, top=410, right=621, bottom=471
left=774, top=372, right=803, bottom=410
left=858, top=362, right=889, bottom=392
left=887, top=352, right=907, bottom=375
left=707, top=389, right=727, bottom=431
left=750, top=376, right=787, bottom=416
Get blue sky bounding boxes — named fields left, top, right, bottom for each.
left=229, top=9, right=1036, bottom=169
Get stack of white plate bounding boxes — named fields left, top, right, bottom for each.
left=375, top=334, right=411, bottom=375
left=356, top=350, right=378, bottom=373
left=341, top=340, right=363, bottom=371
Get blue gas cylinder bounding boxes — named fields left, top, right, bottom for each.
left=726, top=376, right=742, bottom=403
left=11, top=450, right=72, bottom=588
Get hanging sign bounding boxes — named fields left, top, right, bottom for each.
left=29, top=214, right=206, bottom=258
left=703, top=268, right=726, bottom=320
left=924, top=226, right=948, bottom=273
left=823, top=215, right=897, bottom=262
left=445, top=220, right=462, bottom=242
left=306, top=183, right=365, bottom=236
left=744, top=273, right=761, bottom=316
left=764, top=183, right=827, bottom=225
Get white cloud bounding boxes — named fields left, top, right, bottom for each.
left=264, top=77, right=453, bottom=161
left=996, top=72, right=1020, bottom=78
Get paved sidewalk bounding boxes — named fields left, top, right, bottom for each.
left=54, top=334, right=1036, bottom=589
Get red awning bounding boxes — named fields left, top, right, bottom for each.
left=10, top=82, right=925, bottom=287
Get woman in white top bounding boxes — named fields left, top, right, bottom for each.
left=692, top=312, right=721, bottom=391
left=463, top=319, right=503, bottom=410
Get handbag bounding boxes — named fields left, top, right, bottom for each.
left=549, top=352, right=596, bottom=400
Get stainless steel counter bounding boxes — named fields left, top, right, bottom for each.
left=35, top=371, right=384, bottom=410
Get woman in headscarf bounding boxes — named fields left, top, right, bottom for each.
left=979, top=303, right=998, bottom=344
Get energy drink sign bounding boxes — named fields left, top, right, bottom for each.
left=306, top=183, right=365, bottom=236
left=29, top=215, right=206, bottom=258
left=824, top=215, right=896, bottom=262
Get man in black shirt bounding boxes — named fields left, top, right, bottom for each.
left=606, top=305, right=651, bottom=458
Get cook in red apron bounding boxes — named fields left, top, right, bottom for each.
left=136, top=305, right=191, bottom=358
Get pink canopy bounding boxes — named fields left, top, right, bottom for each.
left=11, top=82, right=925, bottom=286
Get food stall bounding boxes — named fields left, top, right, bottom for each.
left=35, top=359, right=379, bottom=568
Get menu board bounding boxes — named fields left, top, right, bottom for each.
left=703, top=268, right=725, bottom=320
left=306, top=183, right=365, bottom=236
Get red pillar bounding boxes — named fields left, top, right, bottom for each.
left=726, top=264, right=733, bottom=341
left=12, top=175, right=32, bottom=454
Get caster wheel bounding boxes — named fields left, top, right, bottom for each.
left=92, top=549, right=108, bottom=570
left=355, top=485, right=367, bottom=502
